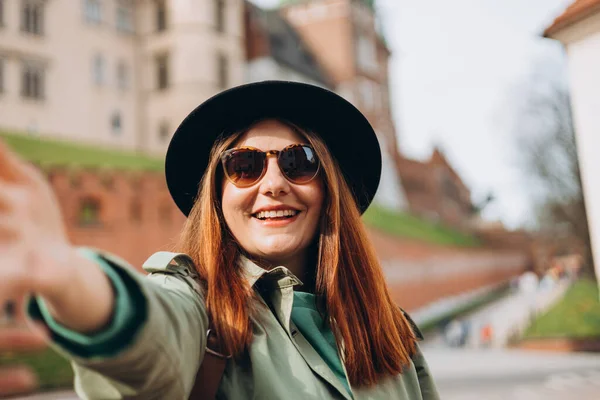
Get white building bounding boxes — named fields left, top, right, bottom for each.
left=545, top=0, right=600, bottom=289
left=0, top=0, right=244, bottom=155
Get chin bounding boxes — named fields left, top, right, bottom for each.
left=256, top=241, right=302, bottom=261
left=258, top=246, right=296, bottom=259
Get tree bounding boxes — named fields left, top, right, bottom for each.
left=507, top=55, right=594, bottom=278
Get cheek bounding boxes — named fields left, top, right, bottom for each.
left=221, top=183, right=254, bottom=223
left=302, top=180, right=325, bottom=218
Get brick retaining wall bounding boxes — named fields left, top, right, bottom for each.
left=44, top=167, right=530, bottom=311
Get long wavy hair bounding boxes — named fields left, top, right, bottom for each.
left=177, top=119, right=417, bottom=387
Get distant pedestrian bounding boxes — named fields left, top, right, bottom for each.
left=481, top=324, right=494, bottom=347
left=445, top=320, right=467, bottom=347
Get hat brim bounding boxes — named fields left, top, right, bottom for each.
left=165, top=81, right=382, bottom=217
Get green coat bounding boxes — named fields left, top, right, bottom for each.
left=42, top=251, right=440, bottom=400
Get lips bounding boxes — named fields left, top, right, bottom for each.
left=253, top=209, right=300, bottom=220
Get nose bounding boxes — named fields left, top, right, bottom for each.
left=258, top=156, right=290, bottom=197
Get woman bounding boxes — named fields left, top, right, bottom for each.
left=0, top=81, right=439, bottom=399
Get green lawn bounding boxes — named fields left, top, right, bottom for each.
left=524, top=279, right=600, bottom=339
left=363, top=204, right=480, bottom=247
left=1, top=130, right=164, bottom=171
left=3, top=130, right=479, bottom=247
left=0, top=348, right=73, bottom=390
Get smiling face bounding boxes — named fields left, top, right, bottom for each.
left=221, top=120, right=324, bottom=269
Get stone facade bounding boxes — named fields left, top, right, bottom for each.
left=398, top=148, right=474, bottom=228
left=45, top=166, right=185, bottom=268
left=0, top=0, right=244, bottom=155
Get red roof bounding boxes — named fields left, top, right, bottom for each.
left=544, top=0, right=600, bottom=36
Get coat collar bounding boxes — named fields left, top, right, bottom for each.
left=238, top=256, right=304, bottom=290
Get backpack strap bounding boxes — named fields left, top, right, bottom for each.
left=143, top=252, right=229, bottom=400
left=189, top=331, right=230, bottom=400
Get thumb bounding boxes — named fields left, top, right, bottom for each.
left=0, top=139, right=36, bottom=184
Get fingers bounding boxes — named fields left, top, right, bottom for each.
left=0, top=366, right=38, bottom=396
left=0, top=181, right=30, bottom=225
left=0, top=181, right=35, bottom=304
left=0, top=325, right=47, bottom=351
left=0, top=139, right=36, bottom=185
left=0, top=299, right=48, bottom=352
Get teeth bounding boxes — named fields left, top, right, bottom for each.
left=255, top=210, right=298, bottom=219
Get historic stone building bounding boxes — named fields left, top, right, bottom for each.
left=0, top=0, right=244, bottom=154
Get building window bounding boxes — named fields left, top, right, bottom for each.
left=372, top=81, right=381, bottom=110
left=0, top=0, right=5, bottom=28
left=159, top=203, right=171, bottom=224
left=93, top=54, right=105, bottom=85
left=381, top=84, right=390, bottom=111
left=21, top=62, right=45, bottom=99
left=131, top=199, right=142, bottom=222
left=217, top=53, right=228, bottom=90
left=101, top=175, right=114, bottom=190
left=156, top=53, right=169, bottom=90
left=215, top=0, right=225, bottom=33
left=156, top=0, right=167, bottom=32
left=0, top=58, right=4, bottom=94
left=158, top=122, right=170, bottom=141
left=116, top=61, right=128, bottom=90
left=111, top=112, right=122, bottom=135
left=84, top=0, right=102, bottom=24
left=21, top=1, right=45, bottom=36
left=79, top=198, right=101, bottom=226
left=116, top=1, right=134, bottom=33
left=404, top=178, right=427, bottom=193
left=359, top=78, right=375, bottom=111
left=356, top=34, right=378, bottom=74
left=440, top=172, right=461, bottom=203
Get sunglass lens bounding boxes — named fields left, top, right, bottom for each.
left=279, top=145, right=319, bottom=183
left=225, top=150, right=265, bottom=186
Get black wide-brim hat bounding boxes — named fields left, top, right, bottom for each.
left=166, top=80, right=382, bottom=217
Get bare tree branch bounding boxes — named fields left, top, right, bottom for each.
left=507, top=56, right=594, bottom=277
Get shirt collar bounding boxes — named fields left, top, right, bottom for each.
left=238, top=256, right=304, bottom=289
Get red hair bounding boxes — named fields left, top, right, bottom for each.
left=177, top=120, right=416, bottom=387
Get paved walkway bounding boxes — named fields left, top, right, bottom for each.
left=424, top=347, right=600, bottom=400
left=419, top=277, right=600, bottom=399
left=423, top=278, right=570, bottom=348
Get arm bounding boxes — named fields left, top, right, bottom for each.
left=30, top=250, right=209, bottom=399
left=0, top=143, right=208, bottom=398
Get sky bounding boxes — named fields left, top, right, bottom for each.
left=251, top=0, right=575, bottom=229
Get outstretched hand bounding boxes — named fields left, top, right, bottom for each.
left=0, top=139, right=115, bottom=337
left=0, top=139, right=75, bottom=309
